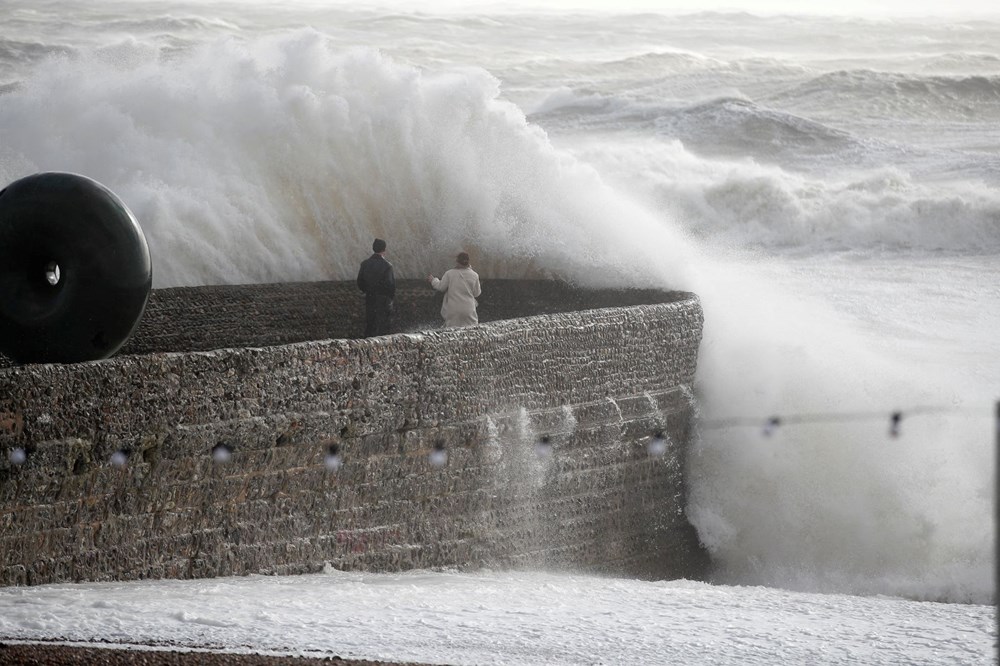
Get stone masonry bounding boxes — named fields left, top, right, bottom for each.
left=0, top=279, right=707, bottom=586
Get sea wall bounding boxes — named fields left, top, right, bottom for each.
left=0, top=280, right=707, bottom=586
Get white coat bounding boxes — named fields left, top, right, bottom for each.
left=430, top=266, right=481, bottom=327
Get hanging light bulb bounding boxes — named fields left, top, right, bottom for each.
left=429, top=441, right=448, bottom=468
left=8, top=447, right=26, bottom=465
left=889, top=411, right=902, bottom=438
left=762, top=416, right=781, bottom=437
left=648, top=430, right=668, bottom=457
left=211, top=443, right=233, bottom=463
left=324, top=443, right=342, bottom=472
left=535, top=435, right=553, bottom=459
left=110, top=449, right=129, bottom=467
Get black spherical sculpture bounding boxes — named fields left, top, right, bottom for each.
left=0, top=172, right=152, bottom=364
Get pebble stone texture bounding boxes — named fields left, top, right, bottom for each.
left=0, top=279, right=707, bottom=588
left=0, top=643, right=419, bottom=666
left=0, top=643, right=420, bottom=666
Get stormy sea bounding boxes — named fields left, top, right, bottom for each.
left=0, top=1, right=996, bottom=663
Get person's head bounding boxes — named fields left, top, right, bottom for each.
left=372, top=238, right=387, bottom=254
left=456, top=251, right=470, bottom=267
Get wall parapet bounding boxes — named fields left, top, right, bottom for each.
left=0, top=280, right=707, bottom=586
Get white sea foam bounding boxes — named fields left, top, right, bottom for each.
left=0, top=30, right=697, bottom=288
left=0, top=570, right=993, bottom=664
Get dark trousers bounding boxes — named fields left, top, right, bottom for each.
left=364, top=296, right=392, bottom=337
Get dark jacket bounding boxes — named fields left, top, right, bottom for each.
left=357, top=254, right=396, bottom=301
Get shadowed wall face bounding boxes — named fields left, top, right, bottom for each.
left=0, top=281, right=707, bottom=586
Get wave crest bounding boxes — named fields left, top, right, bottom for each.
left=0, top=30, right=695, bottom=289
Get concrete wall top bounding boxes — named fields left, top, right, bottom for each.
left=118, top=278, right=692, bottom=354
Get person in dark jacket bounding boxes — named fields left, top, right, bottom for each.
left=357, top=238, right=396, bottom=337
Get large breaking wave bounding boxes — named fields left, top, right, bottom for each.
left=0, top=31, right=697, bottom=288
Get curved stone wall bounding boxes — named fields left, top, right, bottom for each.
left=0, top=280, right=707, bottom=586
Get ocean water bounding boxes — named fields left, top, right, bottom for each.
left=1, top=0, right=996, bottom=628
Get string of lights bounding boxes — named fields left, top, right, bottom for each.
left=5, top=401, right=998, bottom=469
left=696, top=403, right=996, bottom=438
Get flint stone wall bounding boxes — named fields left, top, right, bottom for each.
left=0, top=280, right=707, bottom=586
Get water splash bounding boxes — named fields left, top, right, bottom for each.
left=560, top=404, right=577, bottom=434
left=606, top=396, right=624, bottom=427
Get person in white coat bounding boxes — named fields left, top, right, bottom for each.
left=427, top=252, right=482, bottom=328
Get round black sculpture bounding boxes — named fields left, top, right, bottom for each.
left=0, top=172, right=152, bottom=364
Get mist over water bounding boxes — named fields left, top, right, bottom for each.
left=1, top=1, right=996, bottom=604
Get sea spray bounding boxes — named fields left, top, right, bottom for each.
left=687, top=259, right=994, bottom=603
left=0, top=31, right=698, bottom=288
